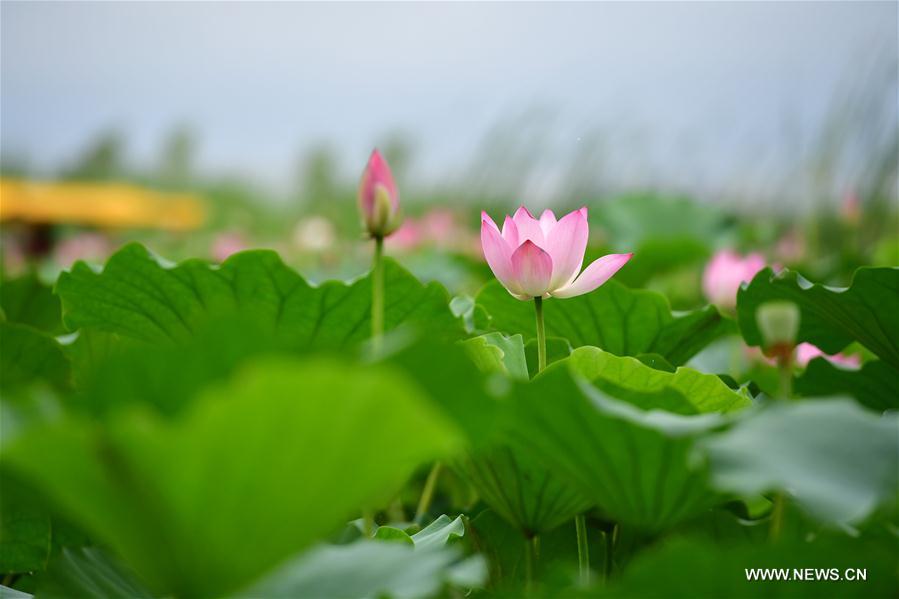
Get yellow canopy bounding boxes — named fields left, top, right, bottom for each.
left=0, top=178, right=205, bottom=231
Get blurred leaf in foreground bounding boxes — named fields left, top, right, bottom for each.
left=3, top=358, right=460, bottom=597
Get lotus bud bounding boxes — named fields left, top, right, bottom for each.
left=358, top=149, right=401, bottom=238
left=756, top=301, right=800, bottom=359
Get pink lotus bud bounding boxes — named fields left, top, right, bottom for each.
left=358, top=149, right=401, bottom=238
left=702, top=250, right=767, bottom=310
left=795, top=343, right=861, bottom=369
left=481, top=206, right=632, bottom=300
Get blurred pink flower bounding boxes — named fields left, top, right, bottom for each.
left=795, top=343, right=861, bottom=369
left=358, top=149, right=401, bottom=238
left=386, top=208, right=465, bottom=251
left=211, top=232, right=247, bottom=262
left=841, top=191, right=861, bottom=225
left=702, top=250, right=767, bottom=310
left=54, top=232, right=111, bottom=268
left=481, top=206, right=631, bottom=300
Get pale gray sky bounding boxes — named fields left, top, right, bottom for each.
left=2, top=2, right=896, bottom=203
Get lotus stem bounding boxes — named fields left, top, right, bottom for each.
left=576, top=514, right=590, bottom=585
left=534, top=296, right=546, bottom=372
left=525, top=534, right=539, bottom=593
left=372, top=235, right=385, bottom=348
left=414, top=462, right=443, bottom=524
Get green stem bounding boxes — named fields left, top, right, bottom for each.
left=414, top=462, right=442, bottom=524
left=525, top=535, right=539, bottom=593
left=770, top=351, right=792, bottom=541
left=534, top=297, right=546, bottom=373
left=362, top=509, right=375, bottom=537
left=603, top=524, right=616, bottom=582
left=575, top=514, right=590, bottom=586
left=776, top=355, right=793, bottom=400
left=769, top=493, right=785, bottom=542
left=371, top=236, right=385, bottom=349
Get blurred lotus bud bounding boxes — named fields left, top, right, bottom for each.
left=358, top=149, right=401, bottom=238
left=756, top=300, right=800, bottom=358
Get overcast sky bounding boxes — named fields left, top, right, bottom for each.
left=2, top=2, right=896, bottom=202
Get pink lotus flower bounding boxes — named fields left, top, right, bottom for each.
left=702, top=250, right=767, bottom=310
left=211, top=232, right=247, bottom=263
left=481, top=206, right=632, bottom=300
left=795, top=343, right=861, bottom=369
left=358, top=149, right=401, bottom=238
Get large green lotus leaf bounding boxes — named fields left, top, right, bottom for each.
left=568, top=346, right=752, bottom=414
left=499, top=363, right=726, bottom=532
left=795, top=358, right=899, bottom=412
left=2, top=358, right=461, bottom=597
left=604, top=535, right=899, bottom=598
left=0, top=273, right=62, bottom=334
left=238, top=540, right=484, bottom=599
left=0, top=323, right=69, bottom=391
left=699, top=399, right=899, bottom=527
left=476, top=280, right=732, bottom=366
left=56, top=243, right=462, bottom=348
left=387, top=339, right=506, bottom=450
left=737, top=267, right=899, bottom=369
left=453, top=447, right=592, bottom=536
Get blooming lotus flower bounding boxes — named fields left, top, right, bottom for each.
left=795, top=343, right=860, bottom=369
left=358, top=149, right=401, bottom=238
left=481, top=206, right=632, bottom=300
left=702, top=250, right=767, bottom=310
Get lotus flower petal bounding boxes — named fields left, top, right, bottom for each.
left=545, top=207, right=589, bottom=290
left=539, top=209, right=557, bottom=236
left=501, top=216, right=520, bottom=247
left=510, top=240, right=554, bottom=298
left=481, top=216, right=520, bottom=294
left=512, top=206, right=545, bottom=247
left=553, top=253, right=633, bottom=298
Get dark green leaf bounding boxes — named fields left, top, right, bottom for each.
left=453, top=447, right=592, bottom=536
left=795, top=358, right=899, bottom=412
left=605, top=535, right=899, bottom=598
left=0, top=274, right=62, bottom=334
left=500, top=363, right=724, bottom=532
left=737, top=267, right=899, bottom=369
left=0, top=484, right=50, bottom=574
left=0, top=323, right=69, bottom=392
left=477, top=280, right=732, bottom=366
left=56, top=243, right=462, bottom=348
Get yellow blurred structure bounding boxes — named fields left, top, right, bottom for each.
left=0, top=178, right=205, bottom=231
